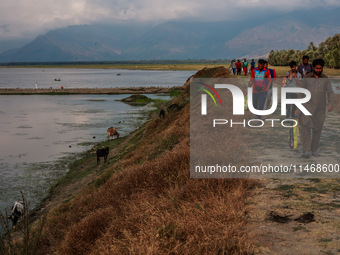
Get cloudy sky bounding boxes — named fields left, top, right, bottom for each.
left=1, top=0, right=339, bottom=40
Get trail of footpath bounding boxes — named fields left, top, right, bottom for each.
left=247, top=111, right=340, bottom=255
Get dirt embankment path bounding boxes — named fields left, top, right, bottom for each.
left=247, top=110, right=340, bottom=254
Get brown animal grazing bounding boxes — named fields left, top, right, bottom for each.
left=96, top=147, right=109, bottom=164
left=107, top=127, right=119, bottom=140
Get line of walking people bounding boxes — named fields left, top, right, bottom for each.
left=239, top=55, right=314, bottom=119
left=229, top=58, right=256, bottom=76
left=246, top=56, right=334, bottom=158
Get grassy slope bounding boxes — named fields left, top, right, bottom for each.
left=21, top=67, right=255, bottom=254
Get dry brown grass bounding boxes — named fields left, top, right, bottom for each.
left=35, top=67, right=257, bottom=255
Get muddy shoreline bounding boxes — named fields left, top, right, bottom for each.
left=0, top=86, right=183, bottom=95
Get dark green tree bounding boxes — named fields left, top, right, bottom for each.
left=268, top=34, right=339, bottom=68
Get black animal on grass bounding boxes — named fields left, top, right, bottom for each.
left=96, top=147, right=109, bottom=164
left=159, top=109, right=165, bottom=118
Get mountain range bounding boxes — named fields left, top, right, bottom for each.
left=0, top=8, right=339, bottom=62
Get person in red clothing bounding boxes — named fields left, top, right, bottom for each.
left=264, top=61, right=277, bottom=110
left=242, top=58, right=248, bottom=75
left=236, top=60, right=242, bottom=75
left=249, top=59, right=271, bottom=119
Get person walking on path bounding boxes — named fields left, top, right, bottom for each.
left=242, top=58, right=248, bottom=76
left=281, top=61, right=302, bottom=118
left=236, top=60, right=242, bottom=75
left=229, top=59, right=236, bottom=75
left=263, top=61, right=277, bottom=110
left=249, top=59, right=272, bottom=119
left=250, top=59, right=256, bottom=73
left=296, top=58, right=334, bottom=158
left=297, top=55, right=313, bottom=77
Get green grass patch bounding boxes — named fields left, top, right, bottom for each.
left=314, top=202, right=340, bottom=209
left=276, top=184, right=296, bottom=191
left=318, top=238, right=333, bottom=243
left=170, top=89, right=183, bottom=97
left=52, top=152, right=94, bottom=187
left=152, top=99, right=168, bottom=107
left=276, top=184, right=298, bottom=198
left=303, top=182, right=340, bottom=194
left=293, top=226, right=309, bottom=232
left=302, top=186, right=329, bottom=194
left=48, top=137, right=124, bottom=193
left=157, top=222, right=183, bottom=240
left=308, top=178, right=321, bottom=183
left=148, top=134, right=179, bottom=160
left=119, top=94, right=153, bottom=106
left=77, top=141, right=96, bottom=147
left=92, top=169, right=115, bottom=188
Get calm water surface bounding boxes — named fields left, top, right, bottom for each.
left=0, top=68, right=195, bottom=89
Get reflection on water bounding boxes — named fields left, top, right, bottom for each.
left=0, top=94, right=168, bottom=218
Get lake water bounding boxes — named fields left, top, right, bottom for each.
left=0, top=68, right=195, bottom=89
left=0, top=68, right=195, bottom=225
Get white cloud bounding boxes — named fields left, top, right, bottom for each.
left=0, top=0, right=111, bottom=39
left=0, top=0, right=339, bottom=40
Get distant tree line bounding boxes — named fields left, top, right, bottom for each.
left=268, top=33, right=339, bottom=68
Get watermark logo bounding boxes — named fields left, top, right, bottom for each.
left=190, top=77, right=339, bottom=179
left=201, top=84, right=312, bottom=117
left=198, top=82, right=223, bottom=115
